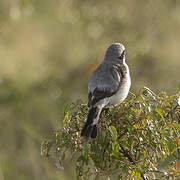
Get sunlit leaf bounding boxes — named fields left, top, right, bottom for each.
left=109, top=125, right=117, bottom=142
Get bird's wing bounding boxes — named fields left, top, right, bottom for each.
left=88, top=63, right=124, bottom=107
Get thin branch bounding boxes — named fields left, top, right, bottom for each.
left=119, top=145, right=146, bottom=180
left=119, top=145, right=135, bottom=164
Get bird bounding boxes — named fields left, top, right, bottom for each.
left=81, top=43, right=131, bottom=138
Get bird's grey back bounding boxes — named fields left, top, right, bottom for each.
left=88, top=61, right=120, bottom=93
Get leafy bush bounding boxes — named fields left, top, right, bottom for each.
left=41, top=87, right=180, bottom=180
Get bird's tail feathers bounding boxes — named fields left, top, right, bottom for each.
left=81, top=106, right=101, bottom=138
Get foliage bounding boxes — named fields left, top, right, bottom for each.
left=1, top=0, right=180, bottom=179
left=41, top=87, right=180, bottom=180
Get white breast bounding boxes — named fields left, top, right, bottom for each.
left=108, top=68, right=131, bottom=106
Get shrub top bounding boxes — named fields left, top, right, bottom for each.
left=41, top=87, right=180, bottom=180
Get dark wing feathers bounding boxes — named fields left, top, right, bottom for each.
left=88, top=64, right=124, bottom=106
left=88, top=86, right=115, bottom=106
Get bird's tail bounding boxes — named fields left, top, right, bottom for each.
left=81, top=106, right=101, bottom=138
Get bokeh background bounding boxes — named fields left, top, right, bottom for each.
left=0, top=0, right=180, bottom=179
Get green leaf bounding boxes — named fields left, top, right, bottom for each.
left=109, top=125, right=117, bottom=142
left=172, top=123, right=180, bottom=131
left=155, top=108, right=164, bottom=120
left=167, top=138, right=177, bottom=154
left=122, top=164, right=129, bottom=174
left=134, top=169, right=141, bottom=180
left=62, top=103, right=71, bottom=116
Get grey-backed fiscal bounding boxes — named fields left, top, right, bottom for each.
left=81, top=43, right=131, bottom=138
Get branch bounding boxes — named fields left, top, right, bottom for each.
left=119, top=145, right=146, bottom=180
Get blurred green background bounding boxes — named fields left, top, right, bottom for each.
left=0, top=0, right=180, bottom=179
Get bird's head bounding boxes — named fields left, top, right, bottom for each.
left=104, top=43, right=126, bottom=63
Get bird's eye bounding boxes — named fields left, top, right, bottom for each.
left=118, top=50, right=125, bottom=59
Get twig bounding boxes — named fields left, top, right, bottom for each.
left=119, top=145, right=135, bottom=164
left=119, top=145, right=146, bottom=180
